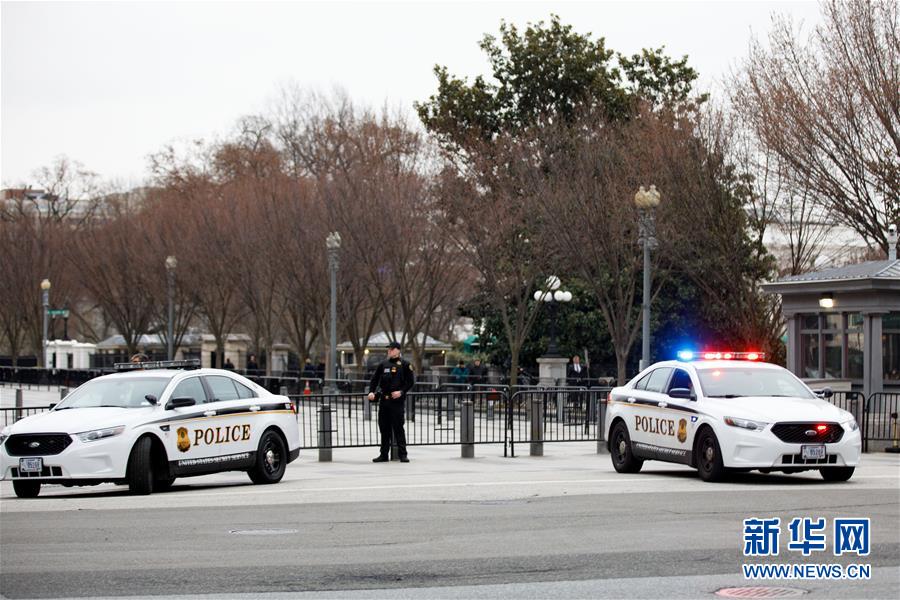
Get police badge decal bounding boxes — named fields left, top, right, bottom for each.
left=677, top=419, right=688, bottom=443
left=176, top=427, right=191, bottom=452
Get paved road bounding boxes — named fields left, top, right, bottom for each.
left=1, top=444, right=898, bottom=599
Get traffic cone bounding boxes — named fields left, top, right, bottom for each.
left=303, top=381, right=312, bottom=395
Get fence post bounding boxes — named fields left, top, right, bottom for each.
left=530, top=396, right=543, bottom=457
left=461, top=400, right=475, bottom=458
left=60, top=387, right=68, bottom=401
left=318, top=402, right=333, bottom=462
left=15, top=388, right=23, bottom=422
left=279, top=385, right=288, bottom=397
left=597, top=392, right=608, bottom=454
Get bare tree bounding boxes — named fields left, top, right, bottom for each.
left=732, top=0, right=899, bottom=253
left=438, top=129, right=552, bottom=387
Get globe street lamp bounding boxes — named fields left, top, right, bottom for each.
left=325, top=232, right=342, bottom=394
left=40, top=279, right=51, bottom=368
left=533, top=275, right=572, bottom=357
left=166, top=256, right=178, bottom=360
left=635, top=185, right=661, bottom=371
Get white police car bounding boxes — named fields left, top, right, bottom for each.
left=606, top=352, right=861, bottom=482
left=0, top=361, right=300, bottom=498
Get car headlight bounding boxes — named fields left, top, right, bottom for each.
left=724, top=416, right=768, bottom=431
left=0, top=426, right=10, bottom=444
left=77, top=425, right=125, bottom=443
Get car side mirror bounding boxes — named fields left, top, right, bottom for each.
left=145, top=394, right=158, bottom=406
left=49, top=403, right=57, bottom=409
left=669, top=387, right=696, bottom=401
left=814, top=387, right=834, bottom=399
left=166, top=397, right=196, bottom=410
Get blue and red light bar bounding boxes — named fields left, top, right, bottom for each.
left=676, top=350, right=765, bottom=362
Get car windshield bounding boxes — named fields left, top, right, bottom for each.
left=55, top=377, right=170, bottom=409
left=696, top=367, right=815, bottom=399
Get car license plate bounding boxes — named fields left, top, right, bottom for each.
left=801, top=445, right=826, bottom=460
left=19, top=457, right=43, bottom=473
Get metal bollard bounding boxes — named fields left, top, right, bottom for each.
left=597, top=394, right=608, bottom=454
left=487, top=398, right=495, bottom=420
left=530, top=396, right=543, bottom=456
left=15, top=388, right=23, bottom=422
left=461, top=400, right=475, bottom=458
left=318, top=402, right=333, bottom=462
left=363, top=395, right=372, bottom=420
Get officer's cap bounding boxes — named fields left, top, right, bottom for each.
left=388, top=341, right=402, bottom=350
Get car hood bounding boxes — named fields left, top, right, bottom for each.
left=8, top=407, right=157, bottom=434
left=700, top=396, right=851, bottom=423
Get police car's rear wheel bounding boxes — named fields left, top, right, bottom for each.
left=696, top=429, right=726, bottom=482
left=248, top=429, right=286, bottom=484
left=12, top=480, right=41, bottom=498
left=127, top=436, right=154, bottom=495
left=610, top=421, right=643, bottom=473
left=820, top=466, right=854, bottom=482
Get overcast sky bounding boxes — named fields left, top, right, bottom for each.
left=1, top=0, right=824, bottom=187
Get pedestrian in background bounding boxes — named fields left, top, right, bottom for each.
left=368, top=341, right=415, bottom=463
left=450, top=360, right=469, bottom=385
left=469, top=358, right=487, bottom=386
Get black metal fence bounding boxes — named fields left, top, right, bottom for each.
left=1, top=406, right=54, bottom=427
left=291, top=389, right=597, bottom=455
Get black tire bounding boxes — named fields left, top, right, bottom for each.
left=154, top=476, right=176, bottom=492
left=127, top=436, right=154, bottom=495
left=696, top=428, right=726, bottom=482
left=12, top=480, right=41, bottom=498
left=248, top=429, right=287, bottom=485
left=820, top=467, right=854, bottom=482
left=610, top=421, right=643, bottom=473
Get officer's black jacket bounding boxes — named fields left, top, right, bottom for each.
left=369, top=357, right=415, bottom=397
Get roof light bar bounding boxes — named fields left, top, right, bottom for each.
left=676, top=351, right=765, bottom=362
left=114, top=359, right=201, bottom=372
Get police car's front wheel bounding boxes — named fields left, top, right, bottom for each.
left=127, top=436, right=154, bottom=495
left=820, top=467, right=854, bottom=482
left=248, top=429, right=287, bottom=484
left=696, top=428, right=726, bottom=482
left=610, top=421, right=643, bottom=473
left=13, top=480, right=41, bottom=498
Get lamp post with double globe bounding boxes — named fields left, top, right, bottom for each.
left=533, top=276, right=572, bottom=358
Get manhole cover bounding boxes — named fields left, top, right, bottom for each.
left=715, top=588, right=807, bottom=598
left=228, top=528, right=298, bottom=536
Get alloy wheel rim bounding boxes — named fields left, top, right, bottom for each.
left=263, top=437, right=281, bottom=474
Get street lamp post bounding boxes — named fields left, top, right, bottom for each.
left=533, top=275, right=572, bottom=357
left=634, top=185, right=661, bottom=371
left=40, top=279, right=51, bottom=368
left=325, top=232, right=342, bottom=394
left=166, top=256, right=178, bottom=360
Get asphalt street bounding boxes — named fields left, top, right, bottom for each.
left=1, top=443, right=898, bottom=600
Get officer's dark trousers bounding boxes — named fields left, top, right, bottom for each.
left=378, top=398, right=408, bottom=458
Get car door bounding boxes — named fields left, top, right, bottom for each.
left=623, top=368, right=670, bottom=450
left=660, top=367, right=698, bottom=463
left=632, top=367, right=676, bottom=456
left=161, top=375, right=214, bottom=463
left=197, top=375, right=260, bottom=459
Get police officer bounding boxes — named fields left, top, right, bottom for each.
left=368, top=341, right=415, bottom=462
